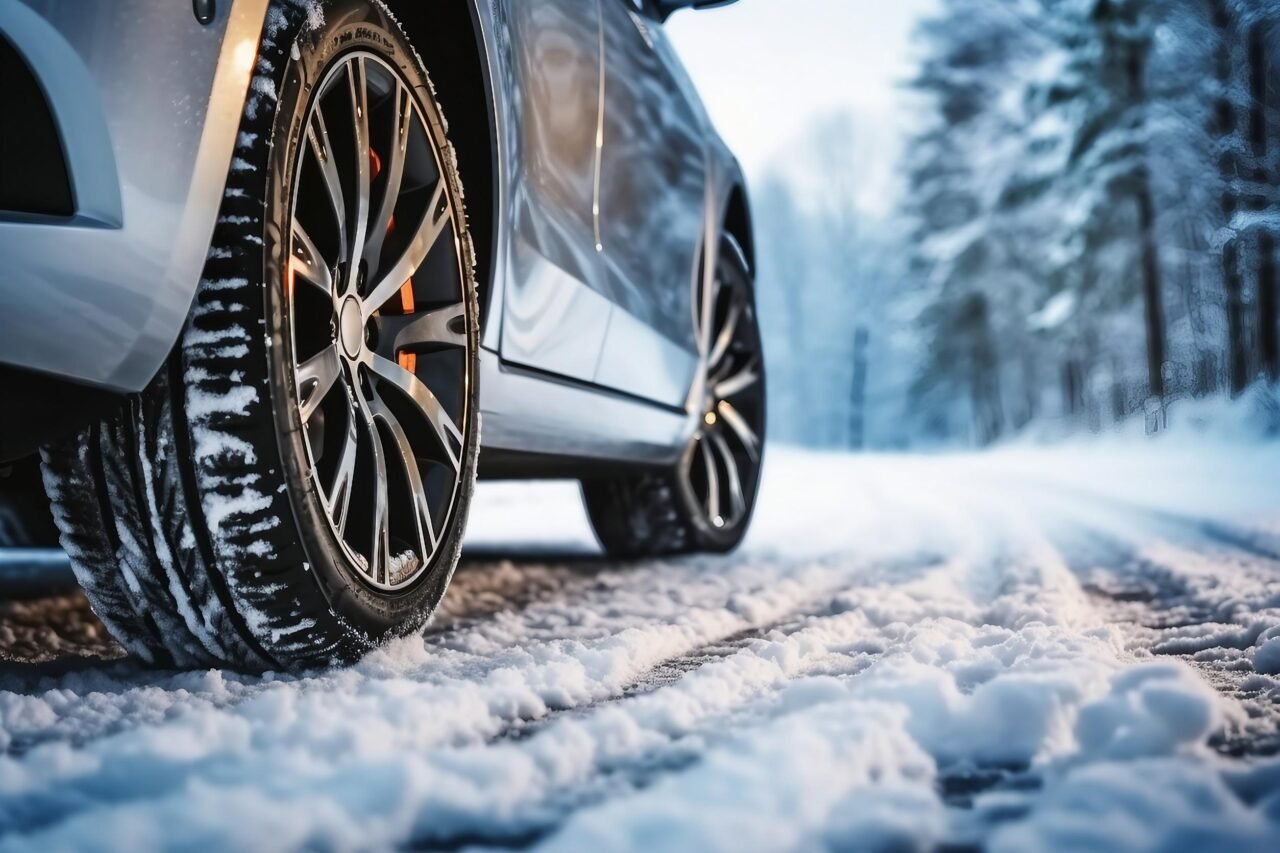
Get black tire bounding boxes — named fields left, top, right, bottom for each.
left=39, top=0, right=480, bottom=671
left=582, top=235, right=766, bottom=559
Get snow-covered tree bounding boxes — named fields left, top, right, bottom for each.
left=898, top=0, right=1277, bottom=446
left=903, top=0, right=1054, bottom=444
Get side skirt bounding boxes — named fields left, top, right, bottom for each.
left=477, top=349, right=692, bottom=476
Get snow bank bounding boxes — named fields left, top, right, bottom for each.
left=1009, top=382, right=1280, bottom=450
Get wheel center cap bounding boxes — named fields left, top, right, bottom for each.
left=339, top=298, right=364, bottom=359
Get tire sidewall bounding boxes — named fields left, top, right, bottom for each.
left=263, top=0, right=480, bottom=638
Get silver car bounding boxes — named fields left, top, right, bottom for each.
left=0, top=0, right=765, bottom=669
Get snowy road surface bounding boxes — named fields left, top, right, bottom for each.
left=2, top=445, right=1280, bottom=851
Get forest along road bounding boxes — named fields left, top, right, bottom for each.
left=1, top=445, right=1279, bottom=851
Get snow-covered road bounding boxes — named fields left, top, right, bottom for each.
left=2, top=445, right=1280, bottom=852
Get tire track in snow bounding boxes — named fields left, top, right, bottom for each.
left=430, top=553, right=619, bottom=637
left=621, top=552, right=949, bottom=695
left=982, top=469, right=1280, bottom=562
left=1001, top=452, right=1280, bottom=755
left=403, top=522, right=1171, bottom=849
left=401, top=599, right=929, bottom=848
left=1036, top=518, right=1280, bottom=757
left=0, top=548, right=934, bottom=761
left=405, top=528, right=1122, bottom=849
left=472, top=488, right=1081, bottom=835
left=970, top=471, right=1279, bottom=626
left=0, top=562, right=922, bottom=848
left=491, top=552, right=946, bottom=745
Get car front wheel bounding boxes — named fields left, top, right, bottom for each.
left=40, top=0, right=480, bottom=670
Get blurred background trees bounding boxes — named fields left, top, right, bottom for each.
left=752, top=0, right=1280, bottom=449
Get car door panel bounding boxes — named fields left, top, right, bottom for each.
left=598, top=3, right=707, bottom=337
left=499, top=0, right=607, bottom=383
left=593, top=0, right=708, bottom=405
left=593, top=295, right=700, bottom=405
left=503, top=235, right=613, bottom=382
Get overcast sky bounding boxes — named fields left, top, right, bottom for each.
left=666, top=0, right=937, bottom=216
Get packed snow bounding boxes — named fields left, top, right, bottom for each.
left=2, top=444, right=1280, bottom=851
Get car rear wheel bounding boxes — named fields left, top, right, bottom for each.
left=39, top=0, right=479, bottom=670
left=582, top=234, right=766, bottom=558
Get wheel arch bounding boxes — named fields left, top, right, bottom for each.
left=385, top=0, right=500, bottom=333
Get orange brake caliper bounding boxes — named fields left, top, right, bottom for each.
left=370, top=147, right=417, bottom=373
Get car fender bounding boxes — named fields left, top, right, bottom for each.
left=0, top=0, right=271, bottom=393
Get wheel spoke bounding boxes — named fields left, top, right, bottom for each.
left=714, top=360, right=760, bottom=400
left=365, top=81, right=411, bottom=278
left=297, top=344, right=342, bottom=423
left=708, top=301, right=741, bottom=370
left=347, top=58, right=372, bottom=277
left=352, top=388, right=391, bottom=584
left=291, top=222, right=333, bottom=296
left=326, top=386, right=360, bottom=535
left=364, top=179, right=450, bottom=318
left=367, top=352, right=462, bottom=470
left=699, top=436, right=721, bottom=525
left=370, top=392, right=438, bottom=559
left=378, top=302, right=467, bottom=356
left=716, top=399, right=760, bottom=462
left=307, top=104, right=348, bottom=262
left=708, top=429, right=747, bottom=521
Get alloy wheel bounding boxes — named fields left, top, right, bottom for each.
left=683, top=244, right=765, bottom=532
left=285, top=51, right=472, bottom=592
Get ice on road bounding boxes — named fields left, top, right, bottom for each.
left=2, top=444, right=1280, bottom=851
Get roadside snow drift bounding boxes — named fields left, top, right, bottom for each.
left=2, top=444, right=1280, bottom=851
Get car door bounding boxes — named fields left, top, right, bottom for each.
left=593, top=0, right=708, bottom=406
left=499, top=0, right=610, bottom=384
